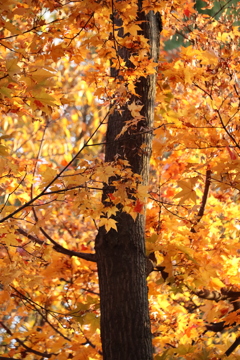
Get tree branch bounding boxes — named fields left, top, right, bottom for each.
left=194, top=288, right=240, bottom=302
left=0, top=19, right=61, bottom=41
left=191, top=169, right=211, bottom=233
left=197, top=169, right=212, bottom=219
left=0, top=321, right=56, bottom=358
left=193, top=82, right=240, bottom=150
left=0, top=106, right=113, bottom=224
left=10, top=286, right=71, bottom=342
left=205, top=321, right=227, bottom=332
left=81, top=335, right=103, bottom=355
left=17, top=227, right=97, bottom=262
left=39, top=227, right=97, bottom=262
left=225, top=336, right=240, bottom=356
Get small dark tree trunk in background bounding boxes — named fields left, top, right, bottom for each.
left=95, top=2, right=161, bottom=359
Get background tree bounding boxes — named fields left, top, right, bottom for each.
left=0, top=1, right=239, bottom=360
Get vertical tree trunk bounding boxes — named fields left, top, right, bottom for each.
left=95, top=3, right=161, bottom=359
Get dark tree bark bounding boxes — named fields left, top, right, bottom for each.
left=95, top=2, right=161, bottom=360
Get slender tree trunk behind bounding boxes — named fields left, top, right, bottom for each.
left=95, top=3, right=161, bottom=359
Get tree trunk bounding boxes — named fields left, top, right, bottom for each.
left=95, top=3, right=161, bottom=360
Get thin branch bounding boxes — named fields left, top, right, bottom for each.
left=81, top=335, right=103, bottom=355
left=193, top=82, right=240, bottom=150
left=0, top=105, right=114, bottom=224
left=0, top=74, right=8, bottom=81
left=161, top=203, right=192, bottom=221
left=0, top=321, right=56, bottom=358
left=81, top=288, right=100, bottom=296
left=197, top=169, right=211, bottom=218
left=205, top=0, right=233, bottom=24
left=67, top=12, right=94, bottom=46
left=0, top=172, right=27, bottom=214
left=11, top=285, right=75, bottom=318
left=10, top=286, right=71, bottom=342
left=0, top=41, right=20, bottom=54
left=44, top=184, right=104, bottom=195
left=209, top=175, right=240, bottom=192
left=0, top=19, right=62, bottom=41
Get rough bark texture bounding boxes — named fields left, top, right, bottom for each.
left=95, top=3, right=161, bottom=360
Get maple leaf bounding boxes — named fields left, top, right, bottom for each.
left=0, top=144, right=9, bottom=156
left=174, top=178, right=198, bottom=204
left=128, top=101, right=144, bottom=118
left=98, top=217, right=118, bottom=233
left=183, top=2, right=196, bottom=17
left=133, top=199, right=144, bottom=213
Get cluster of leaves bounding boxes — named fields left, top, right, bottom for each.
left=0, top=0, right=239, bottom=359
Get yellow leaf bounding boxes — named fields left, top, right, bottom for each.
left=209, top=277, right=225, bottom=290
left=0, top=144, right=9, bottom=156
left=197, top=50, right=218, bottom=66
left=0, top=87, right=11, bottom=98
left=6, top=58, right=21, bottom=76
left=128, top=101, right=144, bottom=117
left=4, top=22, right=21, bottom=35
left=176, top=245, right=199, bottom=265
left=174, top=178, right=198, bottom=204
left=84, top=312, right=100, bottom=332
left=157, top=295, right=170, bottom=310
left=39, top=166, right=58, bottom=187
left=99, top=217, right=118, bottom=232
left=32, top=91, right=60, bottom=106
left=31, top=68, right=56, bottom=82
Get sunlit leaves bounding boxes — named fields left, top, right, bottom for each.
left=0, top=0, right=239, bottom=358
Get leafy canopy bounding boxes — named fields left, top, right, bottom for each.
left=0, top=0, right=239, bottom=359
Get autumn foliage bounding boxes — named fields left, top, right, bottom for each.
left=0, top=0, right=239, bottom=359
